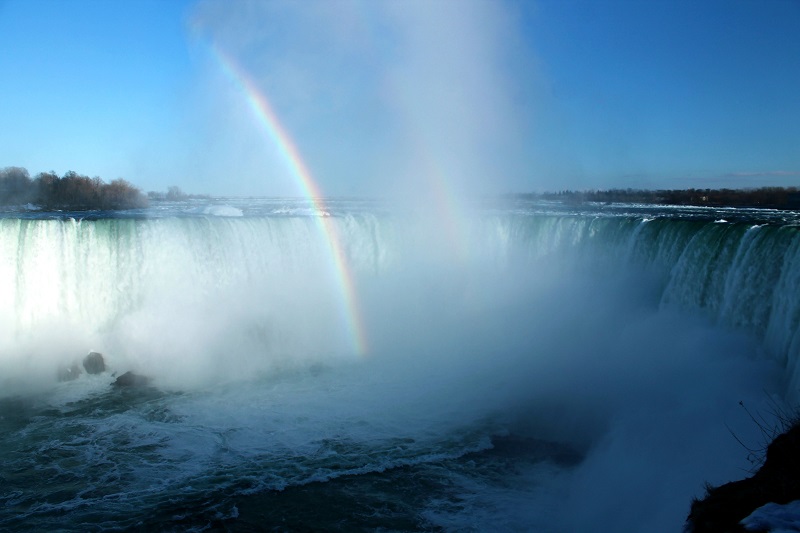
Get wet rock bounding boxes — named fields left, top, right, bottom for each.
left=82, top=352, right=106, bottom=374
left=686, top=423, right=800, bottom=532
left=57, top=362, right=82, bottom=382
left=113, top=371, right=150, bottom=388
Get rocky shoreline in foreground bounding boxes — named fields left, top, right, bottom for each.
left=686, top=421, right=800, bottom=532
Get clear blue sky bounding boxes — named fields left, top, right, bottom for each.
left=0, top=0, right=798, bottom=196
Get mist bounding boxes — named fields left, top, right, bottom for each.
left=188, top=0, right=536, bottom=198
left=360, top=235, right=781, bottom=532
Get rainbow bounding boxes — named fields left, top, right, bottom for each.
left=211, top=45, right=368, bottom=356
left=414, top=143, right=471, bottom=261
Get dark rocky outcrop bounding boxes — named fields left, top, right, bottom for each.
left=82, top=352, right=106, bottom=374
left=686, top=423, right=800, bottom=532
left=58, top=352, right=107, bottom=381
left=113, top=371, right=151, bottom=388
left=57, top=362, right=82, bottom=382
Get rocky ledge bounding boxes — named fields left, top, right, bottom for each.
left=58, top=352, right=151, bottom=388
left=686, top=422, right=800, bottom=532
left=112, top=371, right=151, bottom=388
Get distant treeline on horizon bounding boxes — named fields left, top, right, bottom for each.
left=528, top=186, right=800, bottom=211
left=0, top=167, right=204, bottom=210
left=3, top=166, right=799, bottom=211
left=0, top=166, right=147, bottom=210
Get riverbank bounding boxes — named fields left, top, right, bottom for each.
left=687, top=420, right=800, bottom=532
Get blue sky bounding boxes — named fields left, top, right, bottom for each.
left=0, top=0, right=798, bottom=196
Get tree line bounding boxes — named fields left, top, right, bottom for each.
left=0, top=167, right=148, bottom=210
left=531, top=187, right=800, bottom=210
left=146, top=185, right=208, bottom=202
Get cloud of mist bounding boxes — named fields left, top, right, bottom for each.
left=355, top=246, right=782, bottom=532
left=188, top=0, right=537, bottom=197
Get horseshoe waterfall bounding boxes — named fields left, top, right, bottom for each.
left=1, top=198, right=798, bottom=532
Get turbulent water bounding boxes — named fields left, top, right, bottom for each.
left=0, top=197, right=798, bottom=532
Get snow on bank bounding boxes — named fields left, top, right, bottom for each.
left=743, top=500, right=800, bottom=532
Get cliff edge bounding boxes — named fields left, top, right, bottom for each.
left=686, top=422, right=800, bottom=532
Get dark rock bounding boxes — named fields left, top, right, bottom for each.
left=57, top=362, right=82, bottom=382
left=113, top=371, right=151, bottom=388
left=686, top=423, right=800, bottom=532
left=82, top=352, right=106, bottom=374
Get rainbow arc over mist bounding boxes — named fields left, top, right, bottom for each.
left=211, top=45, right=368, bottom=356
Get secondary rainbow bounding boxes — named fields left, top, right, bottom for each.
left=211, top=45, right=368, bottom=356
